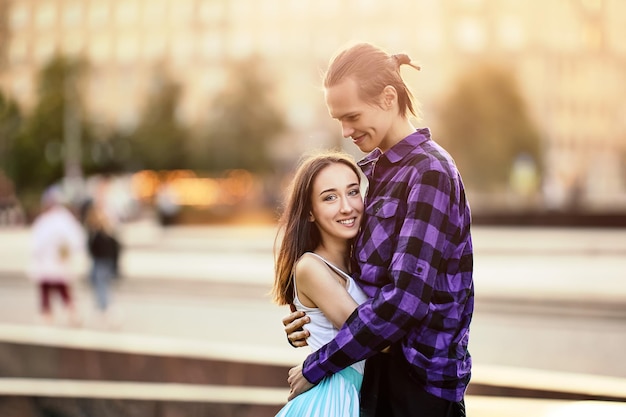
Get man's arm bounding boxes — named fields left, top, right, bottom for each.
left=301, top=170, right=453, bottom=384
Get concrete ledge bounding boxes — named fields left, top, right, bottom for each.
left=0, top=323, right=306, bottom=366
left=469, top=364, right=626, bottom=402
left=1, top=379, right=626, bottom=417
left=0, top=378, right=287, bottom=404
left=2, top=323, right=626, bottom=402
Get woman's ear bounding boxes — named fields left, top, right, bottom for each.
left=308, top=212, right=315, bottom=222
left=382, top=85, right=397, bottom=109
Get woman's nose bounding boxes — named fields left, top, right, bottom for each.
left=340, top=198, right=353, bottom=213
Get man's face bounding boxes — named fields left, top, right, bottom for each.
left=324, top=77, right=394, bottom=153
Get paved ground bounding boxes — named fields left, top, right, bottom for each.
left=1, top=220, right=626, bottom=374
left=2, top=220, right=626, bottom=416
left=2, top=219, right=625, bottom=300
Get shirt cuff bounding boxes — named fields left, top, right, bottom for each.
left=302, top=352, right=327, bottom=385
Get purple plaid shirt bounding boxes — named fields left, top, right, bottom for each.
left=302, top=128, right=474, bottom=402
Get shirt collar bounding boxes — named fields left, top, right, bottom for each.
left=358, top=128, right=431, bottom=171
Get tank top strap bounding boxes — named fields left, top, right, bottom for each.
left=305, top=252, right=352, bottom=282
left=292, top=252, right=353, bottom=303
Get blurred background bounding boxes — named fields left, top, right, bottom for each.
left=0, top=0, right=625, bottom=416
left=0, top=0, right=624, bottom=222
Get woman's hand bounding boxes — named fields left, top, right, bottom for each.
left=287, top=364, right=315, bottom=400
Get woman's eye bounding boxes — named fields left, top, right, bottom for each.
left=348, top=189, right=360, bottom=196
left=324, top=194, right=337, bottom=201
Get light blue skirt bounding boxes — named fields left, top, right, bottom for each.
left=275, top=366, right=363, bottom=417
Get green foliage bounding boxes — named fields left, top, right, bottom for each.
left=0, top=90, right=22, bottom=176
left=126, top=73, right=189, bottom=170
left=197, top=57, right=286, bottom=173
left=8, top=55, right=97, bottom=194
left=436, top=63, right=542, bottom=192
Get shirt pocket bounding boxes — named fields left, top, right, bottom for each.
left=357, top=197, right=400, bottom=265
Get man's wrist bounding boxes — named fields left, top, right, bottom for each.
left=302, top=355, right=325, bottom=384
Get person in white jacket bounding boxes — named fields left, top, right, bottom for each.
left=29, top=186, right=86, bottom=325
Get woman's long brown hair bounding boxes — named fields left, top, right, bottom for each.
left=271, top=150, right=361, bottom=306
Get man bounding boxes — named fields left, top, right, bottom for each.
left=283, top=42, right=474, bottom=417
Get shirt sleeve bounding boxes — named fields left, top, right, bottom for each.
left=302, top=169, right=453, bottom=384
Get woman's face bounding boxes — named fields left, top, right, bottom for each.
left=325, top=77, right=395, bottom=153
left=309, top=163, right=363, bottom=243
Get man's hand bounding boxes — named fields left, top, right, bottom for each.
left=287, top=363, right=315, bottom=400
left=283, top=307, right=310, bottom=348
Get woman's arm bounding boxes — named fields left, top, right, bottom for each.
left=294, top=254, right=359, bottom=329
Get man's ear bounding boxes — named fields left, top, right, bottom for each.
left=382, top=85, right=397, bottom=109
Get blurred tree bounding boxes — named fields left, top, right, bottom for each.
left=436, top=63, right=542, bottom=192
left=0, top=90, right=22, bottom=177
left=197, top=57, right=286, bottom=173
left=8, top=55, right=97, bottom=196
left=126, top=73, right=188, bottom=170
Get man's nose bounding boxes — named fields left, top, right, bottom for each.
left=342, top=123, right=354, bottom=138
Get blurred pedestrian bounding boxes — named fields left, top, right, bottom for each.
left=155, top=181, right=180, bottom=227
left=84, top=203, right=122, bottom=328
left=272, top=151, right=368, bottom=416
left=283, top=42, right=474, bottom=417
left=29, top=185, right=86, bottom=326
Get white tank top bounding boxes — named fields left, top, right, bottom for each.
left=293, top=252, right=368, bottom=374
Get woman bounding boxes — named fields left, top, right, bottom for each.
left=272, top=150, right=367, bottom=417
left=284, top=42, right=473, bottom=417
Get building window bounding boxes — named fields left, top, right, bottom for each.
left=115, top=1, right=140, bottom=26
left=63, top=2, right=84, bottom=28
left=201, top=33, right=223, bottom=60
left=144, top=33, right=167, bottom=61
left=496, top=16, right=525, bottom=51
left=231, top=0, right=252, bottom=18
left=34, top=37, right=56, bottom=64
left=454, top=17, right=486, bottom=52
left=88, top=3, right=110, bottom=27
left=63, top=32, right=84, bottom=56
left=115, top=35, right=140, bottom=64
left=9, top=4, right=30, bottom=30
left=229, top=33, right=253, bottom=59
left=144, top=0, right=168, bottom=24
left=171, top=34, right=194, bottom=65
left=35, top=3, right=57, bottom=30
left=170, top=0, right=195, bottom=23
left=198, top=2, right=224, bottom=23
left=90, top=35, right=113, bottom=64
left=287, top=0, right=310, bottom=17
left=8, top=39, right=28, bottom=65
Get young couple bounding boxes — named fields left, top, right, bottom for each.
left=272, top=42, right=474, bottom=417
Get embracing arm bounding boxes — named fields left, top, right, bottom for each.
left=295, top=254, right=359, bottom=330
left=302, top=170, right=453, bottom=384
left=283, top=254, right=359, bottom=345
left=286, top=254, right=361, bottom=399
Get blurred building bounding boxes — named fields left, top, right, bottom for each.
left=0, top=0, right=625, bottom=209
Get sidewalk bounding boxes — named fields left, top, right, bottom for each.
left=2, top=219, right=626, bottom=304
left=2, top=221, right=626, bottom=416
